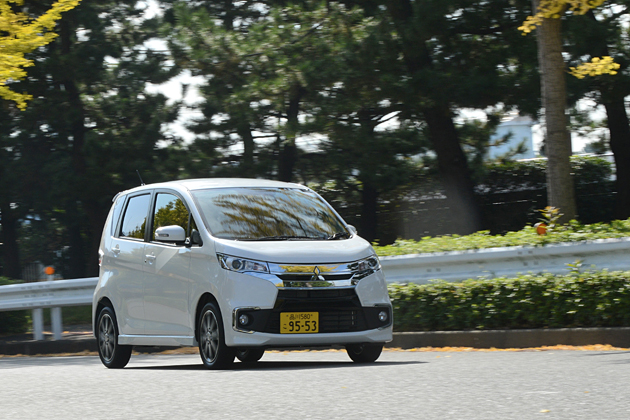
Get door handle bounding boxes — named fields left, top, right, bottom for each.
left=145, top=254, right=156, bottom=264
left=113, top=245, right=120, bottom=255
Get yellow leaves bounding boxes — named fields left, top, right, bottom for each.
left=569, top=56, right=620, bottom=79
left=519, top=0, right=607, bottom=33
left=0, top=0, right=81, bottom=109
left=518, top=0, right=565, bottom=33
left=519, top=0, right=619, bottom=80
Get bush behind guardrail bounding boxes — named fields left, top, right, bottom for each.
left=0, top=277, right=29, bottom=335
left=4, top=271, right=630, bottom=335
left=388, top=270, right=630, bottom=331
left=374, top=218, right=630, bottom=256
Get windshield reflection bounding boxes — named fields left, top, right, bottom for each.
left=192, top=188, right=348, bottom=240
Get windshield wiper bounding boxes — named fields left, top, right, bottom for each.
left=327, top=232, right=350, bottom=240
left=241, top=235, right=322, bottom=241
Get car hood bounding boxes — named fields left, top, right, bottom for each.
left=212, top=235, right=375, bottom=264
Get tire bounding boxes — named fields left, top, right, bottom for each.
left=198, top=302, right=235, bottom=369
left=345, top=343, right=383, bottom=363
left=96, top=306, right=132, bottom=369
left=236, top=347, right=265, bottom=363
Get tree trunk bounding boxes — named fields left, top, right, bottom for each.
left=423, top=106, right=483, bottom=234
left=61, top=20, right=91, bottom=278
left=238, top=124, right=255, bottom=177
left=358, top=110, right=379, bottom=243
left=278, top=83, right=304, bottom=182
left=0, top=201, right=21, bottom=280
left=534, top=0, right=576, bottom=222
left=278, top=142, right=297, bottom=182
left=360, top=182, right=378, bottom=243
left=387, top=0, right=483, bottom=234
left=603, top=99, right=630, bottom=219
left=64, top=208, right=86, bottom=279
left=583, top=10, right=630, bottom=220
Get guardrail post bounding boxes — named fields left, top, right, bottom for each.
left=46, top=268, right=63, bottom=340
left=32, top=308, right=44, bottom=341
left=51, top=307, right=63, bottom=340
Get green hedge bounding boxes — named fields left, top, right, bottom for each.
left=0, top=277, right=29, bottom=335
left=374, top=218, right=630, bottom=256
left=388, top=270, right=630, bottom=332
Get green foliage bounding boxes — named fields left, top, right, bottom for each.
left=43, top=305, right=91, bottom=325
left=537, top=206, right=563, bottom=232
left=0, top=277, right=29, bottom=335
left=0, top=0, right=184, bottom=279
left=389, top=270, right=630, bottom=331
left=375, top=218, right=630, bottom=256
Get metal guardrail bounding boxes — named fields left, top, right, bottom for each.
left=380, top=237, right=630, bottom=283
left=0, top=277, right=97, bottom=341
left=2, top=237, right=630, bottom=340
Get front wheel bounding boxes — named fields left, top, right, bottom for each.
left=198, top=302, right=235, bottom=369
left=345, top=343, right=383, bottom=363
left=97, top=306, right=132, bottom=368
left=236, top=348, right=265, bottom=363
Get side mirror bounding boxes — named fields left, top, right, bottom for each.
left=155, top=225, right=186, bottom=243
left=347, top=225, right=358, bottom=236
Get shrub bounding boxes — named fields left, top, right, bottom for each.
left=388, top=270, right=630, bottom=331
left=374, top=217, right=630, bottom=256
left=0, top=277, right=29, bottom=335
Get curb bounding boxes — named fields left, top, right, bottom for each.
left=387, top=327, right=630, bottom=349
left=0, top=336, right=97, bottom=356
left=2, top=327, right=630, bottom=356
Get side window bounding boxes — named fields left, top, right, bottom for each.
left=120, top=194, right=151, bottom=240
left=152, top=193, right=190, bottom=241
left=110, top=195, right=125, bottom=236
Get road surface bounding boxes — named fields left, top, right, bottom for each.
left=1, top=349, right=629, bottom=419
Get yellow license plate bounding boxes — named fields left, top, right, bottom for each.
left=280, top=312, right=319, bottom=334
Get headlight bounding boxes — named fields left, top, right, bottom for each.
left=217, top=254, right=269, bottom=273
left=353, top=254, right=381, bottom=273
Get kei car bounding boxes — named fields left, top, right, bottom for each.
left=93, top=178, right=393, bottom=369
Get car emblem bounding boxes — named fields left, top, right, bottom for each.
left=310, top=266, right=326, bottom=282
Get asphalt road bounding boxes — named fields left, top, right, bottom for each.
left=1, top=349, right=629, bottom=420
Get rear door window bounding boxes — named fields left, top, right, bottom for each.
left=120, top=194, right=151, bottom=240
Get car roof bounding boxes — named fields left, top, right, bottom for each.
left=115, top=178, right=308, bottom=199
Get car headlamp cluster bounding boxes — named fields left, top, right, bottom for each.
left=354, top=255, right=381, bottom=273
left=217, top=254, right=269, bottom=273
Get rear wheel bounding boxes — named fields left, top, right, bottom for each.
left=198, top=302, right=235, bottom=369
left=97, top=306, right=132, bottom=369
left=345, top=343, right=383, bottom=363
left=236, top=348, right=265, bottom=363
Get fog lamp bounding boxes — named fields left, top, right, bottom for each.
left=378, top=311, right=388, bottom=322
left=239, top=314, right=250, bottom=326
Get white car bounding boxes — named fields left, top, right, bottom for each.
left=93, top=178, right=393, bottom=369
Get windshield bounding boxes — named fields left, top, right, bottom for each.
left=191, top=187, right=350, bottom=241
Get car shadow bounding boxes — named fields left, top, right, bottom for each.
left=126, top=360, right=426, bottom=371
left=577, top=350, right=630, bottom=364
left=579, top=350, right=630, bottom=356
